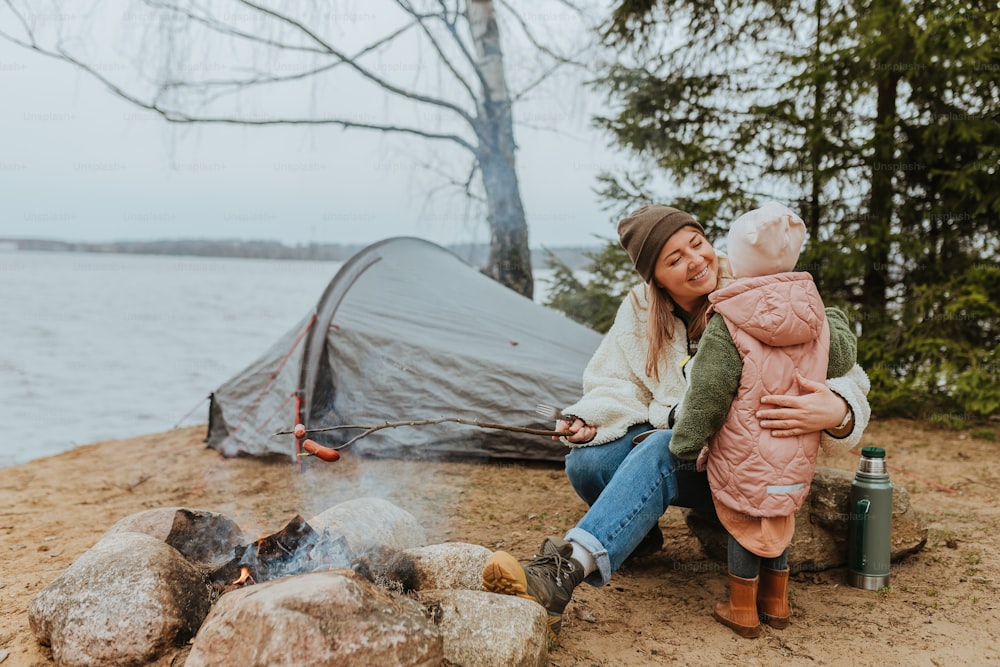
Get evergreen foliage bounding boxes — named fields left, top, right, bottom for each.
left=547, top=0, right=1000, bottom=419
left=543, top=243, right=636, bottom=333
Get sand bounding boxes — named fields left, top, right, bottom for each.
left=1, top=419, right=998, bottom=666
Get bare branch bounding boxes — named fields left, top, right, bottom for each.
left=233, top=0, right=477, bottom=126
left=144, top=0, right=333, bottom=54
left=411, top=156, right=484, bottom=238
left=510, top=60, right=567, bottom=104
left=496, top=0, right=589, bottom=69
left=159, top=61, right=342, bottom=99
left=4, top=34, right=478, bottom=153
left=0, top=0, right=36, bottom=45
left=435, top=0, right=458, bottom=25
left=418, top=153, right=486, bottom=203
left=189, top=117, right=477, bottom=153
left=392, top=0, right=478, bottom=103
left=462, top=160, right=481, bottom=198
left=141, top=2, right=430, bottom=115
left=495, top=0, right=595, bottom=104
left=550, top=0, right=587, bottom=16
left=147, top=0, right=421, bottom=65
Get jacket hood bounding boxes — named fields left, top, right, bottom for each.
left=709, top=272, right=825, bottom=347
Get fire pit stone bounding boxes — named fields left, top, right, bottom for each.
left=187, top=569, right=443, bottom=667
left=418, top=589, right=549, bottom=667
left=308, top=496, right=428, bottom=556
left=29, top=498, right=554, bottom=666
left=28, top=531, right=213, bottom=667
left=377, top=542, right=494, bottom=593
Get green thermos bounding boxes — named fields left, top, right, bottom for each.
left=847, top=446, right=893, bottom=590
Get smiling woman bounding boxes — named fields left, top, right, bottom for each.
left=480, top=202, right=873, bottom=645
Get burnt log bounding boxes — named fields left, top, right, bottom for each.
left=209, top=514, right=352, bottom=590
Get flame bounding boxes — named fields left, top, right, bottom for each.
left=232, top=566, right=253, bottom=586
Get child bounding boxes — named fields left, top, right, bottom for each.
left=668, top=201, right=857, bottom=638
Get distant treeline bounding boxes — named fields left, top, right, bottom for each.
left=2, top=238, right=598, bottom=271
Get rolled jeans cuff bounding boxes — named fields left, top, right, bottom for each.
left=564, top=527, right=611, bottom=586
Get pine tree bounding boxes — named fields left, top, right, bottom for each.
left=554, top=0, right=1000, bottom=417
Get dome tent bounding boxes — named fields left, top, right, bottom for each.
left=206, top=237, right=603, bottom=462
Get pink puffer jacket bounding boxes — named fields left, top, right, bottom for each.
left=703, top=272, right=830, bottom=518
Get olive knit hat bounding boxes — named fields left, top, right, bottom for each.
left=726, top=201, right=805, bottom=278
left=617, top=205, right=704, bottom=283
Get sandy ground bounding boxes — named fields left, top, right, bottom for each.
left=1, top=419, right=999, bottom=666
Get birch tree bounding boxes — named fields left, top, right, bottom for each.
left=1, top=0, right=597, bottom=298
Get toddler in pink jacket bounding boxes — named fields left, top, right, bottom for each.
left=669, top=202, right=856, bottom=637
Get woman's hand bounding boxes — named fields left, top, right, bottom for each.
left=757, top=373, right=850, bottom=437
left=553, top=417, right=597, bottom=444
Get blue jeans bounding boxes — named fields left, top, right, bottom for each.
left=564, top=423, right=713, bottom=586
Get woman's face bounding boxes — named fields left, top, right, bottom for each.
left=652, top=227, right=719, bottom=312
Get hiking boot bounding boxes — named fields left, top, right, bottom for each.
left=482, top=537, right=586, bottom=643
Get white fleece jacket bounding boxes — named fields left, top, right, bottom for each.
left=561, top=283, right=872, bottom=451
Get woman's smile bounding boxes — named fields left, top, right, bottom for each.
left=689, top=265, right=711, bottom=282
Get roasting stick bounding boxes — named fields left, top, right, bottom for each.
left=274, top=418, right=566, bottom=461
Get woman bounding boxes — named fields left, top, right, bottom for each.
left=481, top=204, right=870, bottom=643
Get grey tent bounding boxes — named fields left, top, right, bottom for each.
left=206, top=237, right=603, bottom=462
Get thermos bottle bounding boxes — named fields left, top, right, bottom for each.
left=847, top=446, right=893, bottom=590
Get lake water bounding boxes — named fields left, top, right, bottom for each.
left=0, top=250, right=561, bottom=467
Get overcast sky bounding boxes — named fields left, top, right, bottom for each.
left=0, top=2, right=630, bottom=249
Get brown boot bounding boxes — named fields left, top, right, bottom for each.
left=712, top=573, right=762, bottom=638
left=758, top=567, right=791, bottom=629
left=482, top=537, right=585, bottom=644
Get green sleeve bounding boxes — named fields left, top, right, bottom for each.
left=826, top=307, right=857, bottom=378
left=669, top=314, right=742, bottom=459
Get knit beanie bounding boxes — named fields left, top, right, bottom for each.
left=726, top=201, right=806, bottom=278
left=618, top=205, right=704, bottom=283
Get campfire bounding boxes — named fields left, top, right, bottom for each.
left=231, top=566, right=253, bottom=586
left=29, top=499, right=541, bottom=666
left=207, top=514, right=353, bottom=591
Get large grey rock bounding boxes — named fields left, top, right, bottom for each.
left=684, top=466, right=928, bottom=572
left=186, top=570, right=442, bottom=667
left=420, top=589, right=549, bottom=667
left=103, top=507, right=245, bottom=564
left=29, top=532, right=213, bottom=667
left=308, top=497, right=428, bottom=559
left=379, top=542, right=493, bottom=592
